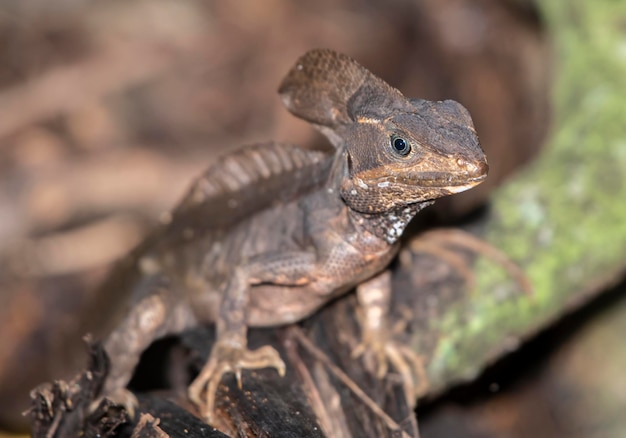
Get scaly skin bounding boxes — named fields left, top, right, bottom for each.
left=94, top=49, right=488, bottom=424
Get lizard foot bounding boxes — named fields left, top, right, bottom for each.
left=404, top=228, right=533, bottom=296
left=351, top=324, right=428, bottom=408
left=188, top=341, right=286, bottom=423
left=90, top=387, right=138, bottom=419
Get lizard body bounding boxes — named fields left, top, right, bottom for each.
left=94, top=49, right=488, bottom=422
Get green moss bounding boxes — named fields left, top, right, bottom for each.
left=427, top=0, right=626, bottom=385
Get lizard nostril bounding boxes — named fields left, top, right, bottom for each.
left=456, top=157, right=488, bottom=177
left=477, top=160, right=489, bottom=176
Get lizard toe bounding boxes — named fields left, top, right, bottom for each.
left=188, top=342, right=286, bottom=424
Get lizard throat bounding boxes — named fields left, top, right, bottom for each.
left=350, top=201, right=434, bottom=245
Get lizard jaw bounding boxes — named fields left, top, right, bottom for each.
left=369, top=169, right=488, bottom=198
left=444, top=174, right=488, bottom=194
left=340, top=169, right=487, bottom=214
left=404, top=156, right=489, bottom=189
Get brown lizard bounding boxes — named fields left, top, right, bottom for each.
left=91, top=48, right=488, bottom=423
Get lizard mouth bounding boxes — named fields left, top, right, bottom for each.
left=413, top=172, right=487, bottom=189
left=380, top=171, right=487, bottom=193
left=407, top=156, right=489, bottom=191
left=365, top=156, right=489, bottom=193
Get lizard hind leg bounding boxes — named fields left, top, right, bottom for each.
left=188, top=267, right=286, bottom=424
left=97, top=282, right=195, bottom=417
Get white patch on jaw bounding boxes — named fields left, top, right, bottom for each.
left=377, top=181, right=390, bottom=188
left=356, top=178, right=369, bottom=190
left=385, top=207, right=417, bottom=244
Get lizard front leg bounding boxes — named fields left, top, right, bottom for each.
left=352, top=270, right=428, bottom=408
left=188, top=252, right=316, bottom=423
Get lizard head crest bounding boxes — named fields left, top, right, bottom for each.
left=278, top=49, right=412, bottom=136
left=279, top=49, right=488, bottom=214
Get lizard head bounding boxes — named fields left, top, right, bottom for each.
left=279, top=49, right=488, bottom=214
left=338, top=98, right=488, bottom=214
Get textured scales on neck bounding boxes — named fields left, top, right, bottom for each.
left=351, top=202, right=434, bottom=245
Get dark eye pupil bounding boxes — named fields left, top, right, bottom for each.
left=392, top=136, right=410, bottom=155
left=394, top=138, right=406, bottom=150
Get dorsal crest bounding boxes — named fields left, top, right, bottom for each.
left=184, top=142, right=327, bottom=202
left=165, top=142, right=331, bottom=238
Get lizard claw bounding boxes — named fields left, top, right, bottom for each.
left=352, top=326, right=428, bottom=407
left=188, top=341, right=286, bottom=423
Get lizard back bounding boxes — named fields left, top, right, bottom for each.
left=88, top=142, right=333, bottom=334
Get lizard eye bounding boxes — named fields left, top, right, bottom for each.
left=390, top=134, right=411, bottom=157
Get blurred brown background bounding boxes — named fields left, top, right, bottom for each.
left=0, top=0, right=556, bottom=434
